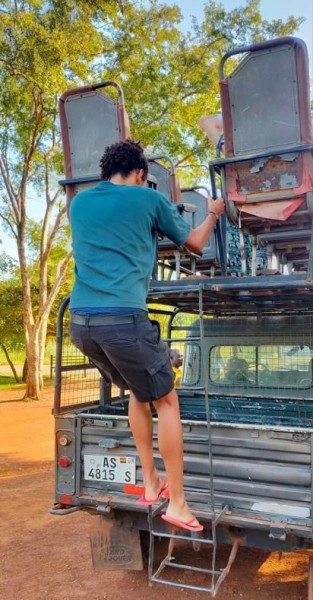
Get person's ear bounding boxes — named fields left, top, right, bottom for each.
left=135, top=168, right=146, bottom=186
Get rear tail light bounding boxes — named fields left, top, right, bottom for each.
left=60, top=494, right=73, bottom=505
left=59, top=456, right=72, bottom=468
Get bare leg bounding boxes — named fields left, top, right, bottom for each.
left=153, top=388, right=200, bottom=526
left=129, top=388, right=200, bottom=525
left=128, top=392, right=163, bottom=501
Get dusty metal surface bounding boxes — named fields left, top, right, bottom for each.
left=233, top=154, right=301, bottom=195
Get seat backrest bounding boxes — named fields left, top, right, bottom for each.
left=59, top=81, right=130, bottom=207
left=147, top=166, right=207, bottom=278
left=148, top=157, right=181, bottom=203
left=220, top=37, right=313, bottom=158
left=181, top=188, right=222, bottom=268
left=181, top=188, right=207, bottom=226
left=148, top=158, right=183, bottom=262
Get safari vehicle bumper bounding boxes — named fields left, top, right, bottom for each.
left=49, top=493, right=313, bottom=553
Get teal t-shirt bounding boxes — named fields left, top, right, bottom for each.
left=69, top=181, right=191, bottom=311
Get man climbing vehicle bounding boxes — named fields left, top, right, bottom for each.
left=68, top=138, right=225, bottom=532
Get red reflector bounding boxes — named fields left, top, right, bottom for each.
left=60, top=495, right=73, bottom=505
left=59, top=456, right=71, bottom=468
left=123, top=484, right=144, bottom=496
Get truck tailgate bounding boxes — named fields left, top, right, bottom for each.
left=77, top=413, right=313, bottom=528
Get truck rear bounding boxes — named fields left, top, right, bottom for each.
left=51, top=277, right=313, bottom=593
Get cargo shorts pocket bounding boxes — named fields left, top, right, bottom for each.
left=144, top=353, right=174, bottom=400
left=98, top=323, right=139, bottom=349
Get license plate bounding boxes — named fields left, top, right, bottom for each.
left=84, top=454, right=136, bottom=484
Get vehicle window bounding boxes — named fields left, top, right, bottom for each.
left=182, top=344, right=200, bottom=386
left=210, top=345, right=313, bottom=388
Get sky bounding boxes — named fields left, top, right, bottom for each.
left=175, top=0, right=313, bottom=72
left=1, top=0, right=313, bottom=260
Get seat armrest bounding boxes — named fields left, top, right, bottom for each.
left=177, top=202, right=198, bottom=214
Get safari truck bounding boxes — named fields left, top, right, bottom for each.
left=50, top=37, right=313, bottom=597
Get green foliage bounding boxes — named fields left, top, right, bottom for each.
left=0, top=375, right=25, bottom=389
left=0, top=248, right=17, bottom=278
left=0, top=1, right=107, bottom=185
left=0, top=279, right=24, bottom=377
left=0, top=279, right=23, bottom=340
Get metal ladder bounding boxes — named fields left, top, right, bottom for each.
left=146, top=284, right=240, bottom=594
left=147, top=502, right=240, bottom=596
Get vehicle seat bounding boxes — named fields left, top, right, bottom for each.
left=213, top=37, right=313, bottom=273
left=59, top=81, right=130, bottom=207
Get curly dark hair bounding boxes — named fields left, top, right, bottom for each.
left=99, top=138, right=149, bottom=181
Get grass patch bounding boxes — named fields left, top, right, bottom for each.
left=0, top=375, right=25, bottom=390
left=0, top=375, right=53, bottom=391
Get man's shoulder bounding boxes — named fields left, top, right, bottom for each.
left=70, top=182, right=110, bottom=206
left=72, top=183, right=104, bottom=200
left=126, top=185, right=168, bottom=204
left=69, top=187, right=94, bottom=212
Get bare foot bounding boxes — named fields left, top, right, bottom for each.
left=144, top=474, right=167, bottom=502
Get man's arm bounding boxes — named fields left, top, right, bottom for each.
left=184, top=197, right=225, bottom=254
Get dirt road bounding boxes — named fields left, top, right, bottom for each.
left=0, top=387, right=310, bottom=600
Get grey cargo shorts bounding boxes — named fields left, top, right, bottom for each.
left=70, top=312, right=175, bottom=403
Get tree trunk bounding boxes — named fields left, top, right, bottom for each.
left=38, top=318, right=48, bottom=389
left=0, top=341, right=20, bottom=382
left=22, top=358, right=28, bottom=382
left=24, top=332, right=42, bottom=400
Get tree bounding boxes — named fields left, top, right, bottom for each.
left=0, top=0, right=130, bottom=399
left=0, top=277, right=23, bottom=382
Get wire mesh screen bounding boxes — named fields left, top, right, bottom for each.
left=179, top=312, right=313, bottom=427
left=229, top=44, right=300, bottom=154
left=56, top=336, right=102, bottom=410
left=206, top=313, right=313, bottom=392
left=54, top=306, right=125, bottom=414
left=210, top=344, right=312, bottom=389
left=65, top=92, right=120, bottom=178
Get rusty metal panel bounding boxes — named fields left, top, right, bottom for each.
left=230, top=154, right=302, bottom=196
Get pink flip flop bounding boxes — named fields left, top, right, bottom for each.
left=136, top=479, right=169, bottom=506
left=161, top=513, right=204, bottom=532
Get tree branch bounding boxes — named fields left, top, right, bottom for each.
left=41, top=203, right=67, bottom=265
left=19, top=91, right=44, bottom=200
left=36, top=251, right=73, bottom=325
left=0, top=157, right=19, bottom=222
left=0, top=210, right=17, bottom=238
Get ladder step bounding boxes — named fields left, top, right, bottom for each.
left=154, top=560, right=223, bottom=576
left=150, top=556, right=225, bottom=595
left=150, top=577, right=214, bottom=594
left=151, top=528, right=214, bottom=544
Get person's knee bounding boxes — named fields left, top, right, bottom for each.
left=129, top=392, right=152, bottom=413
left=153, top=388, right=178, bottom=412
